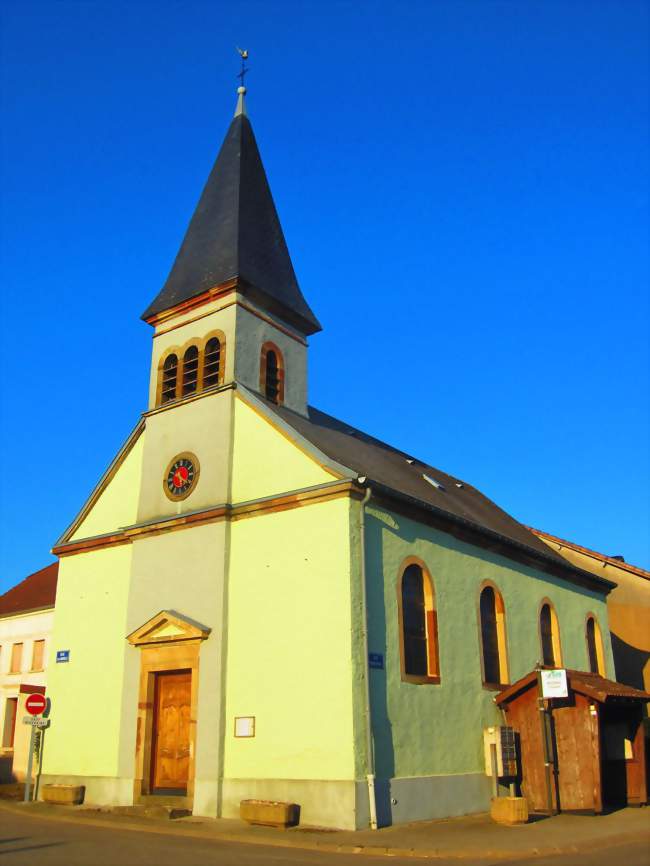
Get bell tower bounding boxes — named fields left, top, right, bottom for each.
left=142, top=85, right=321, bottom=418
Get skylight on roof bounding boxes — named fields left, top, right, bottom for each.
left=422, top=474, right=445, bottom=491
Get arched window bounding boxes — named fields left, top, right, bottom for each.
left=161, top=354, right=178, bottom=404
left=260, top=342, right=284, bottom=405
left=586, top=615, right=605, bottom=675
left=398, top=560, right=440, bottom=682
left=182, top=346, right=199, bottom=396
left=539, top=601, right=562, bottom=667
left=203, top=337, right=221, bottom=389
left=479, top=585, right=509, bottom=686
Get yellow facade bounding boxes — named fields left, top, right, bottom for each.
left=231, top=396, right=337, bottom=503
left=225, top=497, right=355, bottom=782
left=45, top=545, right=133, bottom=778
left=70, top=430, right=144, bottom=542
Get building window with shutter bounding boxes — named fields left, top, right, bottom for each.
left=479, top=584, right=509, bottom=687
left=10, top=643, right=23, bottom=674
left=202, top=336, right=222, bottom=389
left=398, top=559, right=440, bottom=683
left=539, top=601, right=562, bottom=667
left=182, top=345, right=199, bottom=396
left=31, top=639, right=45, bottom=672
left=586, top=614, right=605, bottom=675
left=260, top=342, right=285, bottom=405
left=160, top=353, right=179, bottom=404
left=2, top=698, right=18, bottom=748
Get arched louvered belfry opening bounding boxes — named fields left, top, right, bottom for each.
left=203, top=337, right=222, bottom=389
left=398, top=559, right=440, bottom=683
left=260, top=342, right=284, bottom=405
left=479, top=584, right=509, bottom=686
left=586, top=614, right=605, bottom=675
left=182, top=345, right=199, bottom=396
left=539, top=601, right=562, bottom=667
left=160, top=353, right=178, bottom=404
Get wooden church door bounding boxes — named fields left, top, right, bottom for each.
left=151, top=670, right=191, bottom=792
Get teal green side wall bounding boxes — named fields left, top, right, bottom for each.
left=364, top=505, right=614, bottom=781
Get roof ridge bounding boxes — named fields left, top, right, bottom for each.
left=528, top=526, right=650, bottom=580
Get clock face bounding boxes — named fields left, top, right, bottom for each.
left=163, top=452, right=200, bottom=501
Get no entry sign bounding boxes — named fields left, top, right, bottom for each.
left=25, top=694, right=47, bottom=716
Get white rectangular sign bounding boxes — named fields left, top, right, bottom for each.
left=234, top=716, right=255, bottom=738
left=22, top=717, right=50, bottom=728
left=541, top=669, right=568, bottom=699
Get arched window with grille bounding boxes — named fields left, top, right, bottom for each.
left=586, top=614, right=605, bottom=675
left=479, top=584, right=509, bottom=686
left=398, top=560, right=440, bottom=683
left=182, top=346, right=199, bottom=396
left=260, top=342, right=284, bottom=405
left=539, top=601, right=562, bottom=667
left=203, top=336, right=222, bottom=389
left=160, top=354, right=178, bottom=404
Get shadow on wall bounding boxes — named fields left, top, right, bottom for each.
left=610, top=632, right=650, bottom=693
left=365, top=514, right=395, bottom=827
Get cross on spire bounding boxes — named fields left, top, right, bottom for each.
left=236, top=47, right=249, bottom=88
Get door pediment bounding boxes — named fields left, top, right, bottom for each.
left=127, top=610, right=211, bottom=646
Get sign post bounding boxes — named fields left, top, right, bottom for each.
left=23, top=695, right=50, bottom=803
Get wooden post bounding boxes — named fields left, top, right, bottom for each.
left=536, top=670, right=555, bottom=814
left=588, top=702, right=602, bottom=813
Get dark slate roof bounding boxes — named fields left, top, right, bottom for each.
left=0, top=562, right=58, bottom=617
left=142, top=111, right=321, bottom=335
left=266, top=401, right=615, bottom=592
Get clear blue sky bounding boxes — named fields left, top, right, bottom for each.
left=1, top=0, right=648, bottom=591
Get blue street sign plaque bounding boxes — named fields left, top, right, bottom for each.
left=368, top=653, right=384, bottom=670
left=56, top=650, right=70, bottom=663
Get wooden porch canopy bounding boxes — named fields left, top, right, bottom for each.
left=496, top=669, right=650, bottom=814
left=497, top=669, right=650, bottom=706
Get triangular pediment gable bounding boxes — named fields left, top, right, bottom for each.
left=127, top=610, right=211, bottom=646
left=56, top=419, right=145, bottom=547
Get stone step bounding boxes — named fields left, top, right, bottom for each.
left=113, top=803, right=191, bottom=820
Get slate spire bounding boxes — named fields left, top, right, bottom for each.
left=142, top=89, right=321, bottom=335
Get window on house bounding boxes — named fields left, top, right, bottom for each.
left=265, top=350, right=280, bottom=402
left=260, top=343, right=284, bottom=405
left=10, top=643, right=22, bottom=674
left=2, top=698, right=18, bottom=749
left=31, top=639, right=45, bottom=671
left=161, top=354, right=178, bottom=404
left=586, top=615, right=605, bottom=675
left=203, top=337, right=221, bottom=388
left=540, top=602, right=562, bottom=667
left=182, top=346, right=199, bottom=396
left=479, top=585, right=509, bottom=686
left=399, top=562, right=440, bottom=681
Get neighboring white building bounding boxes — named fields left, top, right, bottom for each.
left=0, top=563, right=58, bottom=782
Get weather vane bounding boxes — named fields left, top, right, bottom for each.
left=236, top=47, right=249, bottom=88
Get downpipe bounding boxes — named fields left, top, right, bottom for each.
left=358, top=481, right=378, bottom=830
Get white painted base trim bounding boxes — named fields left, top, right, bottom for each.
left=38, top=772, right=491, bottom=829
left=193, top=779, right=219, bottom=817
left=221, top=778, right=357, bottom=830
left=38, top=775, right=134, bottom=807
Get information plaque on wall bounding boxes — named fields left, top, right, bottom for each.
left=234, top=716, right=255, bottom=737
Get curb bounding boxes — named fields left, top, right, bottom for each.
left=1, top=801, right=648, bottom=860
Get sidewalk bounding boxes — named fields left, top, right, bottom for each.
left=0, top=797, right=648, bottom=860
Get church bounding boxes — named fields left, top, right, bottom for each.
left=41, top=85, right=621, bottom=828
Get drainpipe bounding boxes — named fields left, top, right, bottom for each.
left=358, top=480, right=378, bottom=830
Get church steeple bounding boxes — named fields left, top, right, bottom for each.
left=142, top=88, right=321, bottom=336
